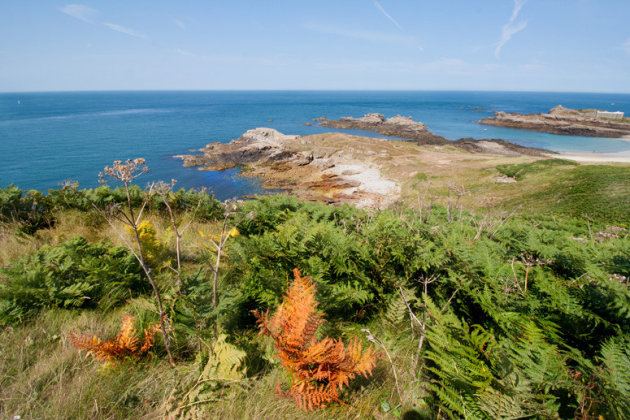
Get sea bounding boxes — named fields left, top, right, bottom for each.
left=1, top=90, right=629, bottom=200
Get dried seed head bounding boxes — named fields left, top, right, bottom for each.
left=99, top=158, right=149, bottom=184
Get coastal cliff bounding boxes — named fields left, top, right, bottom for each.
left=477, top=105, right=630, bottom=138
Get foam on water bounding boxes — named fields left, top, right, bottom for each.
left=0, top=108, right=173, bottom=126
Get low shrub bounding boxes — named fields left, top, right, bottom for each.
left=496, top=158, right=578, bottom=180
left=0, top=184, right=224, bottom=235
left=0, top=237, right=146, bottom=325
left=0, top=185, right=55, bottom=234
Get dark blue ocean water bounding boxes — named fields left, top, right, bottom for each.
left=1, top=91, right=629, bottom=199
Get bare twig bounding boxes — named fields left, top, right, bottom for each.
left=153, top=181, right=207, bottom=292
left=98, top=159, right=175, bottom=367
left=397, top=287, right=423, bottom=380
left=363, top=328, right=402, bottom=402
left=410, top=274, right=438, bottom=374
left=199, top=202, right=253, bottom=344
left=440, top=289, right=459, bottom=313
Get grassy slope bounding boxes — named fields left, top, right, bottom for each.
left=400, top=157, right=630, bottom=225
left=495, top=162, right=630, bottom=223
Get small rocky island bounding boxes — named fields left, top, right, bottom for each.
left=318, top=113, right=445, bottom=144
left=477, top=105, right=630, bottom=138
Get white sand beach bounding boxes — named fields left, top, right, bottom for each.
left=552, top=151, right=630, bottom=163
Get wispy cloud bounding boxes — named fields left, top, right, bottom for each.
left=103, top=22, right=149, bottom=40
left=428, top=58, right=465, bottom=70
left=170, top=49, right=198, bottom=58
left=174, top=19, right=186, bottom=30
left=622, top=38, right=630, bottom=55
left=303, top=23, right=414, bottom=44
left=373, top=0, right=402, bottom=31
left=495, top=0, right=528, bottom=59
left=60, top=4, right=149, bottom=41
left=370, top=2, right=423, bottom=51
left=59, top=4, right=100, bottom=23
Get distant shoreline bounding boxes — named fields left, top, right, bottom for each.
left=554, top=150, right=630, bottom=163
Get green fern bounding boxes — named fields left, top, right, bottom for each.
left=382, top=293, right=409, bottom=327
left=598, top=338, right=630, bottom=419
left=0, top=237, right=145, bottom=324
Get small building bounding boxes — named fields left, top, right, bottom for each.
left=596, top=110, right=624, bottom=120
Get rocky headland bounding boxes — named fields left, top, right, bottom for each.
left=177, top=123, right=553, bottom=209
left=179, top=127, right=399, bottom=208
left=477, top=105, right=630, bottom=138
left=316, top=113, right=550, bottom=156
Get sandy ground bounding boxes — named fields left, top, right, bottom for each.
left=332, top=164, right=399, bottom=195
left=552, top=151, right=630, bottom=163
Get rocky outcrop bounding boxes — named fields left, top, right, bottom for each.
left=178, top=109, right=572, bottom=208
left=477, top=106, right=630, bottom=138
left=317, top=114, right=550, bottom=156
left=177, top=128, right=400, bottom=209
left=180, top=128, right=303, bottom=171
left=319, top=113, right=446, bottom=144
left=452, top=138, right=546, bottom=156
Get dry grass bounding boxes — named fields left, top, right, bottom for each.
left=0, top=225, right=45, bottom=267
left=0, top=306, right=175, bottom=420
left=0, top=286, right=423, bottom=419
left=0, top=309, right=415, bottom=420
left=199, top=368, right=396, bottom=419
left=0, top=210, right=114, bottom=267
left=0, top=207, right=221, bottom=267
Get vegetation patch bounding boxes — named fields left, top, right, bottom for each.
left=413, top=172, right=428, bottom=181
left=496, top=158, right=578, bottom=180
left=525, top=165, right=630, bottom=223
left=0, top=237, right=145, bottom=325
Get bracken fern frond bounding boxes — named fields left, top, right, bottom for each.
left=253, top=268, right=377, bottom=411
left=69, top=313, right=158, bottom=363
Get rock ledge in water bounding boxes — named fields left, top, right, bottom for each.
left=477, top=106, right=630, bottom=138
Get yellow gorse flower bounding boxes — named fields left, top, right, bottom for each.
left=198, top=227, right=239, bottom=256
left=126, top=220, right=167, bottom=266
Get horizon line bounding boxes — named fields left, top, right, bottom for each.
left=3, top=88, right=630, bottom=95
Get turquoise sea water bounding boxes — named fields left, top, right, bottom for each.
left=1, top=91, right=629, bottom=199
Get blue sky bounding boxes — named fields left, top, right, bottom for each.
left=1, top=0, right=629, bottom=92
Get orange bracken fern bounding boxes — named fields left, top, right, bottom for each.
left=253, top=269, right=377, bottom=411
left=69, top=314, right=158, bottom=363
